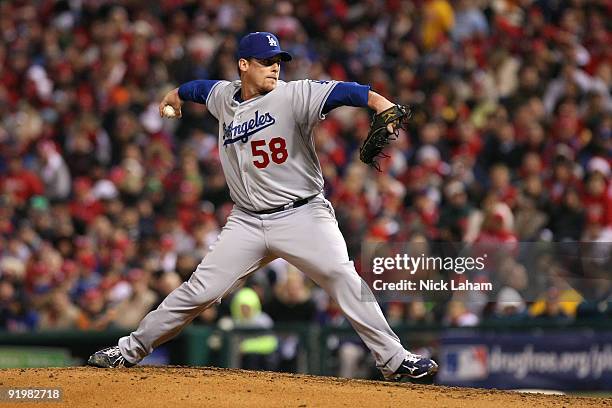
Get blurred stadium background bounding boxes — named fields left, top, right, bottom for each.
left=0, top=0, right=610, bottom=395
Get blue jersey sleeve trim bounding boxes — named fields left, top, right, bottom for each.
left=322, top=82, right=370, bottom=114
left=178, top=80, right=221, bottom=104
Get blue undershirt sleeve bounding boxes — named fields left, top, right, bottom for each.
left=322, top=82, right=370, bottom=114
left=178, top=80, right=221, bottom=104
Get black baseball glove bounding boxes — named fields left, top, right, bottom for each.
left=359, top=104, right=411, bottom=170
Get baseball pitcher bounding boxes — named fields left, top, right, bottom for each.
left=88, top=32, right=438, bottom=381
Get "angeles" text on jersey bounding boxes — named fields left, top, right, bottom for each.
left=222, top=111, right=276, bottom=146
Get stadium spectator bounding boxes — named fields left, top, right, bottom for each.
left=112, top=268, right=157, bottom=329
left=443, top=300, right=479, bottom=327
left=265, top=268, right=317, bottom=372
left=75, top=288, right=115, bottom=331
left=37, top=141, right=71, bottom=201
left=230, top=287, right=278, bottom=371
left=493, top=260, right=528, bottom=320
left=451, top=0, right=488, bottom=43
left=529, top=286, right=573, bottom=322
left=406, top=299, right=436, bottom=325
left=38, top=289, right=80, bottom=330
left=1, top=157, right=44, bottom=209
left=438, top=180, right=473, bottom=241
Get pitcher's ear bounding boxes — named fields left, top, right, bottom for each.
left=238, top=58, right=250, bottom=74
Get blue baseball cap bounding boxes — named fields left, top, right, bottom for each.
left=238, top=32, right=292, bottom=61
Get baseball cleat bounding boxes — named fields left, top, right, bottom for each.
left=391, top=352, right=438, bottom=380
left=87, top=346, right=135, bottom=368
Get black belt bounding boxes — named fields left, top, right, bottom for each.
left=252, top=194, right=318, bottom=215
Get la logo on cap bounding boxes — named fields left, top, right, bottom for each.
left=267, top=35, right=277, bottom=47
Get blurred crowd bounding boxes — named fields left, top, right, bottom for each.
left=0, top=0, right=611, bottom=357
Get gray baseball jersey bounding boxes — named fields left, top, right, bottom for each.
left=206, top=79, right=337, bottom=211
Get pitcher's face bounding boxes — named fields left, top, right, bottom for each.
left=239, top=56, right=281, bottom=93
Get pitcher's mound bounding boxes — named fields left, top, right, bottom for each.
left=2, top=366, right=610, bottom=407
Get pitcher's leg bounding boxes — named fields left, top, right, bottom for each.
left=268, top=200, right=406, bottom=378
left=118, top=210, right=272, bottom=364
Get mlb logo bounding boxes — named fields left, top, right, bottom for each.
left=439, top=345, right=488, bottom=381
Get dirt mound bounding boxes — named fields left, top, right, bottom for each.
left=1, top=366, right=610, bottom=407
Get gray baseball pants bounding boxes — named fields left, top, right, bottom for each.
left=118, top=195, right=407, bottom=377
